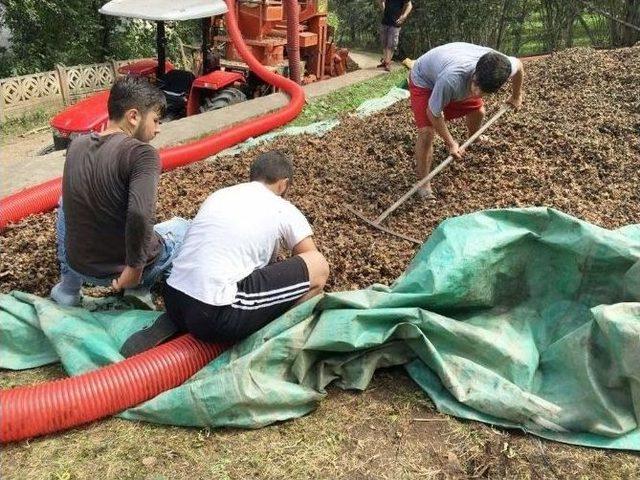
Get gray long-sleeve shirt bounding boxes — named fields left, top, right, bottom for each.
left=62, top=132, right=162, bottom=277
left=410, top=42, right=519, bottom=117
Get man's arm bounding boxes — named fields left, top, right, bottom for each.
left=113, top=145, right=161, bottom=291
left=377, top=0, right=385, bottom=10
left=426, top=80, right=463, bottom=158
left=426, top=110, right=464, bottom=159
left=507, top=59, right=524, bottom=110
left=396, top=1, right=413, bottom=25
left=112, top=266, right=143, bottom=291
left=292, top=236, right=318, bottom=256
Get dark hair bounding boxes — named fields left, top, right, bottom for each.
left=250, top=151, right=293, bottom=184
left=474, top=52, right=512, bottom=93
left=107, top=76, right=167, bottom=120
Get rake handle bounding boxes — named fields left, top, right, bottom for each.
left=374, top=104, right=511, bottom=225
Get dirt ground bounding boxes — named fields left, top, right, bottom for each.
left=0, top=129, right=51, bottom=156
left=0, top=128, right=58, bottom=199
left=2, top=46, right=640, bottom=479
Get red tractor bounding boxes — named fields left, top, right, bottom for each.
left=50, top=0, right=349, bottom=150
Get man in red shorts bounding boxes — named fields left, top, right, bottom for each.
left=409, top=42, right=524, bottom=198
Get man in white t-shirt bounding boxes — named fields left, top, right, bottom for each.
left=409, top=42, right=525, bottom=198
left=163, top=151, right=330, bottom=343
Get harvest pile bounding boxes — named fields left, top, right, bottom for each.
left=1, top=46, right=639, bottom=296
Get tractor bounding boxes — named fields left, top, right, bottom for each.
left=50, top=0, right=349, bottom=150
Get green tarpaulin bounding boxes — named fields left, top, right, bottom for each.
left=3, top=207, right=640, bottom=450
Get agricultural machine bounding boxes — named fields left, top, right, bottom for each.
left=50, top=0, right=350, bottom=150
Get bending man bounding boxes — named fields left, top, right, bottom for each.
left=164, top=151, right=330, bottom=343
left=409, top=42, right=525, bottom=198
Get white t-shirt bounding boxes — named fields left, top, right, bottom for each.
left=167, top=181, right=313, bottom=306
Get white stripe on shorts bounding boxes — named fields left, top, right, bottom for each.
left=231, top=288, right=309, bottom=311
left=233, top=287, right=310, bottom=307
left=235, top=281, right=310, bottom=299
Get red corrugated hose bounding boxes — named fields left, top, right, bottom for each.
left=0, top=0, right=304, bottom=443
left=1, top=336, right=227, bottom=443
left=285, top=0, right=302, bottom=84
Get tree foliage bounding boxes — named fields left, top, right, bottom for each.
left=0, top=0, right=637, bottom=78
left=0, top=0, right=201, bottom=78
left=329, top=0, right=640, bottom=58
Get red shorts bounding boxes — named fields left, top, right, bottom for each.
left=409, top=79, right=484, bottom=129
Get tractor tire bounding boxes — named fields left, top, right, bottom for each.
left=200, top=87, right=247, bottom=113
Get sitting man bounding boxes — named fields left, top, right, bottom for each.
left=409, top=42, right=525, bottom=198
left=51, top=76, right=189, bottom=308
left=163, top=150, right=330, bottom=343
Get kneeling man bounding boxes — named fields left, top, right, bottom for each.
left=164, top=150, right=329, bottom=343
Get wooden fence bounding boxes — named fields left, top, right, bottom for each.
left=0, top=58, right=150, bottom=123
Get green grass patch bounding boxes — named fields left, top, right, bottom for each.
left=291, top=68, right=407, bottom=126
left=0, top=108, right=52, bottom=142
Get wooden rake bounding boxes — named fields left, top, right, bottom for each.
left=348, top=104, right=511, bottom=245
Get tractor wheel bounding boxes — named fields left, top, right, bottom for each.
left=200, top=87, right=247, bottom=113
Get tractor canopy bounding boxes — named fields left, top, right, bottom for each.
left=98, top=0, right=228, bottom=21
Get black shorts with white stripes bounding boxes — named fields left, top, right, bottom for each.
left=164, top=256, right=310, bottom=343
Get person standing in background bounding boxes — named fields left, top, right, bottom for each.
left=377, top=0, right=413, bottom=71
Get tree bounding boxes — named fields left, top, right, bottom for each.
left=0, top=0, right=103, bottom=76
left=0, top=0, right=201, bottom=78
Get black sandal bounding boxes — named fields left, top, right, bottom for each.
left=119, top=313, right=178, bottom=358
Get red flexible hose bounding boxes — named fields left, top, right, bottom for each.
left=0, top=0, right=305, bottom=226
left=0, top=335, right=226, bottom=443
left=159, top=0, right=304, bottom=170
left=285, top=0, right=301, bottom=84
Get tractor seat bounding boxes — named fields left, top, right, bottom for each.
left=157, top=69, right=196, bottom=120
left=158, top=69, right=196, bottom=97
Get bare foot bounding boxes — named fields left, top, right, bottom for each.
left=470, top=134, right=492, bottom=144
left=417, top=183, right=436, bottom=200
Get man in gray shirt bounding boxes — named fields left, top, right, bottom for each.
left=51, top=76, right=188, bottom=308
left=409, top=42, right=525, bottom=198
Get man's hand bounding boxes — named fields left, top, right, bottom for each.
left=507, top=94, right=523, bottom=111
left=112, top=266, right=144, bottom=292
left=395, top=16, right=407, bottom=26
left=447, top=141, right=465, bottom=159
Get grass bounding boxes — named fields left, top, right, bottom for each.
left=290, top=68, right=407, bottom=127
left=5, top=366, right=640, bottom=479
left=1, top=369, right=446, bottom=479
left=514, top=12, right=608, bottom=56
left=0, top=108, right=53, bottom=142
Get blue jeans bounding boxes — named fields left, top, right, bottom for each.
left=54, top=200, right=190, bottom=295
